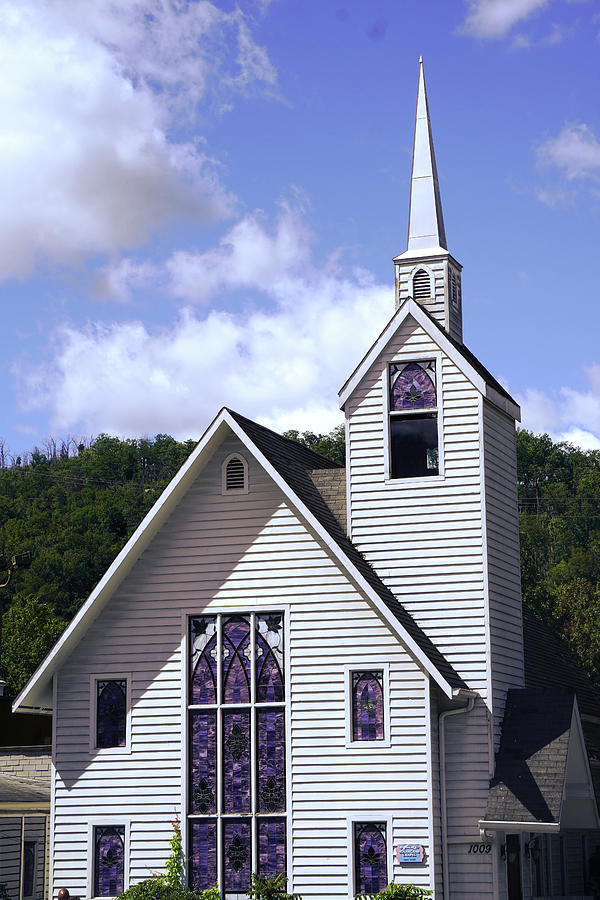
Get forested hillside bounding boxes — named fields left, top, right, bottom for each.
left=0, top=426, right=599, bottom=695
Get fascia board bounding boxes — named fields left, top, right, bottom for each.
left=0, top=802, right=50, bottom=811
left=487, top=385, right=521, bottom=422
left=13, top=410, right=232, bottom=714
left=565, top=697, right=600, bottom=828
left=223, top=411, right=454, bottom=697
left=478, top=820, right=560, bottom=833
left=339, top=298, right=488, bottom=408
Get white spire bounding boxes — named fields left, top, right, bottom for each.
left=406, top=58, right=447, bottom=253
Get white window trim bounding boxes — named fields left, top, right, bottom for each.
left=87, top=819, right=131, bottom=900
left=346, top=814, right=394, bottom=900
left=88, top=673, right=132, bottom=756
left=383, top=351, right=445, bottom=483
left=221, top=453, right=249, bottom=495
left=344, top=663, right=391, bottom=750
left=181, top=606, right=291, bottom=893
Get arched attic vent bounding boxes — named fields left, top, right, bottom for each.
left=222, top=454, right=248, bottom=494
left=411, top=268, right=432, bottom=301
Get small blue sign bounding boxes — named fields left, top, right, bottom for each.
left=396, top=844, right=426, bottom=864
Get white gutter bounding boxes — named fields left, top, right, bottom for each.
left=439, top=689, right=478, bottom=900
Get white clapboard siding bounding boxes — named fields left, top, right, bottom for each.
left=482, top=399, right=525, bottom=744
left=52, top=434, right=432, bottom=900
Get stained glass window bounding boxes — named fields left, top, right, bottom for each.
left=354, top=823, right=388, bottom=896
left=94, top=826, right=125, bottom=897
left=389, top=361, right=439, bottom=479
left=96, top=680, right=126, bottom=748
left=352, top=672, right=384, bottom=741
left=188, top=613, right=287, bottom=897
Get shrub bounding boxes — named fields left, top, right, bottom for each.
left=0, top=883, right=12, bottom=900
left=246, top=873, right=300, bottom=900
left=357, top=884, right=432, bottom=900
left=165, top=818, right=185, bottom=887
left=116, top=878, right=203, bottom=900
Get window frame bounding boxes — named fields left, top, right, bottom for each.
left=88, top=674, right=132, bottom=755
left=181, top=606, right=292, bottom=897
left=86, top=819, right=130, bottom=900
left=346, top=815, right=393, bottom=900
left=22, top=839, right=36, bottom=900
left=221, top=453, right=249, bottom=495
left=344, top=664, right=391, bottom=750
left=383, top=352, right=444, bottom=484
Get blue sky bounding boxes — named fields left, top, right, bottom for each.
left=2, top=0, right=600, bottom=459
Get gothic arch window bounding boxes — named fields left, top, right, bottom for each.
left=188, top=613, right=287, bottom=897
left=410, top=266, right=433, bottom=301
left=352, top=671, right=384, bottom=741
left=96, top=680, right=127, bottom=749
left=388, top=360, right=439, bottom=479
left=222, top=454, right=248, bottom=494
left=353, top=822, right=388, bottom=895
left=93, top=826, right=125, bottom=897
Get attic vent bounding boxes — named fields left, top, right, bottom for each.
left=412, top=268, right=431, bottom=301
left=450, top=271, right=458, bottom=308
left=225, top=456, right=246, bottom=491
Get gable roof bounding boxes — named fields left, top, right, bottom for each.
left=338, top=298, right=520, bottom=420
left=14, top=408, right=465, bottom=714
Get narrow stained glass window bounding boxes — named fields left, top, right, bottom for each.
left=189, top=820, right=217, bottom=893
left=223, top=820, right=252, bottom=893
left=390, top=361, right=436, bottom=411
left=190, top=710, right=217, bottom=815
left=354, top=822, right=387, bottom=896
left=258, top=819, right=286, bottom=877
left=352, top=671, right=384, bottom=741
left=190, top=616, right=217, bottom=705
left=96, top=680, right=126, bottom=748
left=222, top=616, right=251, bottom=703
left=257, top=709, right=285, bottom=812
left=23, top=841, right=35, bottom=897
left=223, top=709, right=251, bottom=813
left=94, top=826, right=125, bottom=897
left=256, top=614, right=284, bottom=702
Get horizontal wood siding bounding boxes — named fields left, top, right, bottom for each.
left=52, top=435, right=432, bottom=899
left=482, top=399, right=524, bottom=744
left=0, top=817, right=21, bottom=898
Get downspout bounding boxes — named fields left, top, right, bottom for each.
left=439, top=689, right=477, bottom=900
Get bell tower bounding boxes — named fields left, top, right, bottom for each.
left=394, top=59, right=463, bottom=343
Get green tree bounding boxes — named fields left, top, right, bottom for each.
left=1, top=593, right=67, bottom=694
left=282, top=424, right=345, bottom=465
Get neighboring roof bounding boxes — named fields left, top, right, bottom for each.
left=484, top=688, right=574, bottom=826
left=228, top=410, right=466, bottom=693
left=15, top=407, right=465, bottom=712
left=0, top=773, right=49, bottom=807
left=523, top=604, right=600, bottom=720
left=338, top=298, right=520, bottom=420
left=309, top=468, right=347, bottom=534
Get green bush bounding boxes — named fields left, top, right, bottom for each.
left=246, top=873, right=300, bottom=900
left=116, top=878, right=205, bottom=900
left=0, top=883, right=12, bottom=900
left=357, top=884, right=432, bottom=900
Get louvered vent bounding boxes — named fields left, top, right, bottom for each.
left=450, top=271, right=457, bottom=307
left=226, top=456, right=245, bottom=491
left=412, top=269, right=431, bottom=300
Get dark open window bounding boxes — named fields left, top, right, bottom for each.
left=389, top=361, right=439, bottom=479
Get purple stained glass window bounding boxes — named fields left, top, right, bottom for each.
left=258, top=818, right=286, bottom=876
left=94, top=826, right=125, bottom=897
left=191, top=616, right=218, bottom=705
left=352, top=671, right=384, bottom=741
left=222, top=616, right=251, bottom=703
left=96, top=680, right=126, bottom=749
left=189, top=820, right=217, bottom=893
left=223, top=709, right=251, bottom=813
left=390, top=361, right=436, bottom=411
left=256, top=614, right=284, bottom=702
left=190, top=710, right=217, bottom=814
left=223, top=820, right=252, bottom=893
left=354, top=823, right=387, bottom=895
left=257, top=709, right=285, bottom=813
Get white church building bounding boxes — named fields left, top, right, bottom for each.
left=14, top=61, right=600, bottom=900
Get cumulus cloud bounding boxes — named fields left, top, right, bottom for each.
left=0, top=0, right=276, bottom=278
left=518, top=364, right=600, bottom=448
left=462, top=0, right=549, bottom=39
left=538, top=124, right=600, bottom=180
left=18, top=210, right=392, bottom=438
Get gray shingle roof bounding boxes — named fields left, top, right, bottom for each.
left=484, top=688, right=574, bottom=825
left=228, top=409, right=465, bottom=691
left=0, top=773, right=50, bottom=805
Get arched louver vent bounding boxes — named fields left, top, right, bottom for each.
left=450, top=271, right=458, bottom=307
left=412, top=268, right=431, bottom=300
left=225, top=456, right=246, bottom=491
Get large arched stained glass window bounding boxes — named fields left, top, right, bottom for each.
left=96, top=680, right=126, bottom=748
left=94, top=826, right=125, bottom=897
left=188, top=612, right=287, bottom=898
left=354, top=823, right=388, bottom=896
left=352, top=671, right=384, bottom=741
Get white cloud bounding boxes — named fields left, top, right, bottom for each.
left=18, top=211, right=392, bottom=438
left=0, top=0, right=277, bottom=278
left=518, top=364, right=600, bottom=448
left=462, top=0, right=549, bottom=39
left=538, top=124, right=600, bottom=180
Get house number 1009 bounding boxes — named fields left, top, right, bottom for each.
left=468, top=843, right=492, bottom=854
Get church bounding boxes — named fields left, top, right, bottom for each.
left=13, top=60, right=600, bottom=900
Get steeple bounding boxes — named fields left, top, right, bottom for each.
left=407, top=58, right=447, bottom=253
left=394, top=59, right=463, bottom=343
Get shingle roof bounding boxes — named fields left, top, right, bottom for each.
left=227, top=409, right=466, bottom=691
left=484, top=688, right=574, bottom=824
left=0, top=773, right=50, bottom=805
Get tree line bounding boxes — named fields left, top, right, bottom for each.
left=1, top=426, right=599, bottom=695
